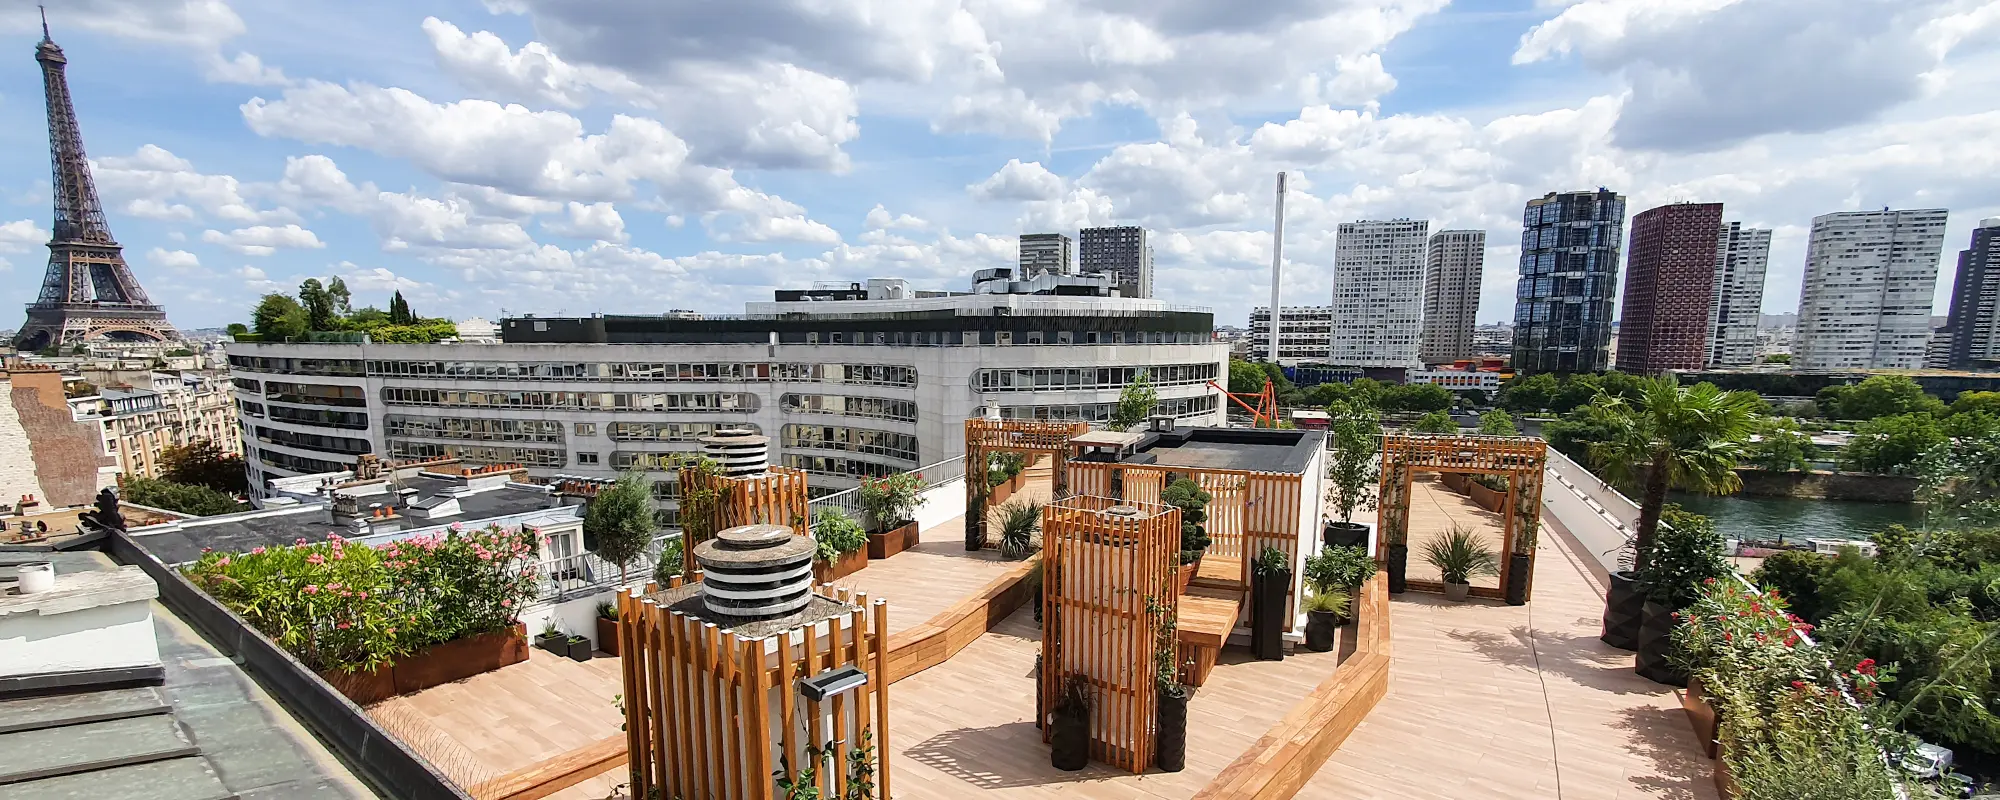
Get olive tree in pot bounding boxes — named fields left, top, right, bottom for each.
left=1324, top=403, right=1381, bottom=554
left=1149, top=595, right=1189, bottom=772
left=584, top=472, right=656, bottom=588
left=1160, top=477, right=1212, bottom=579
left=1579, top=378, right=1755, bottom=653
left=1250, top=546, right=1292, bottom=661
left=1423, top=524, right=1498, bottom=602
left=1049, top=672, right=1093, bottom=771
left=1632, top=506, right=1729, bottom=686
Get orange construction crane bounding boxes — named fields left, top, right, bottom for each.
left=1208, top=378, right=1279, bottom=428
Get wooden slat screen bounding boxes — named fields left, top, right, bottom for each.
left=1039, top=494, right=1179, bottom=773
left=1376, top=434, right=1549, bottom=603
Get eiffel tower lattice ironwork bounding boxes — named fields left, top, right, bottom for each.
left=14, top=11, right=179, bottom=350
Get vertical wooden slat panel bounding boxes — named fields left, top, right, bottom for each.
left=644, top=600, right=669, bottom=792
left=873, top=598, right=892, bottom=800
left=803, top=616, right=825, bottom=794
left=689, top=618, right=712, bottom=800
left=719, top=630, right=741, bottom=800
left=777, top=629, right=797, bottom=783
left=746, top=636, right=773, bottom=800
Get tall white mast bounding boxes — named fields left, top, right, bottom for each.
left=1268, top=172, right=1287, bottom=365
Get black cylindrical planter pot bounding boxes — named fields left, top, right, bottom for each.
left=1504, top=553, right=1531, bottom=606
left=1251, top=569, right=1290, bottom=661
left=1051, top=713, right=1089, bottom=771
left=1155, top=687, right=1189, bottom=772
left=1634, top=600, right=1686, bottom=686
left=1323, top=521, right=1368, bottom=550
left=966, top=515, right=985, bottom=551
left=1386, top=545, right=1408, bottom=594
left=1304, top=610, right=1338, bottom=652
left=1599, top=571, right=1644, bottom=651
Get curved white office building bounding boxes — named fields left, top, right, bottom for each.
left=228, top=291, right=1226, bottom=522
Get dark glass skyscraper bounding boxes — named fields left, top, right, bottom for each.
left=1942, top=218, right=2000, bottom=369
left=1512, top=189, right=1625, bottom=373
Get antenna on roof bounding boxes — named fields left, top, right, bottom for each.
left=39, top=5, right=50, bottom=40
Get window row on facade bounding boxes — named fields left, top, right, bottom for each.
left=608, top=421, right=763, bottom=442
left=266, top=382, right=367, bottom=408
left=255, top=426, right=372, bottom=456
left=384, top=439, right=568, bottom=467
left=267, top=405, right=370, bottom=430
left=359, top=360, right=917, bottom=386
left=780, top=394, right=918, bottom=423
left=381, top=387, right=760, bottom=412
left=254, top=447, right=351, bottom=475
left=970, top=362, right=1217, bottom=393
left=385, top=415, right=564, bottom=443
left=995, top=394, right=1219, bottom=423
left=780, top=424, right=920, bottom=463
left=780, top=453, right=904, bottom=480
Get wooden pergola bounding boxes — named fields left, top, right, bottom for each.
left=679, top=466, right=812, bottom=574
left=963, top=418, right=1088, bottom=549
left=1375, top=434, right=1547, bottom=603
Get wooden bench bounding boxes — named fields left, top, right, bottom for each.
left=1176, top=589, right=1241, bottom=687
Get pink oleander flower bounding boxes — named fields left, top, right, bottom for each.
left=307, top=554, right=325, bottom=565
left=295, top=537, right=308, bottom=545
left=216, top=556, right=231, bottom=567
left=336, top=621, right=351, bottom=630
left=251, top=546, right=266, bottom=555
left=327, top=582, right=342, bottom=591
left=304, top=584, right=320, bottom=594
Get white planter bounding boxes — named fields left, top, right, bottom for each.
left=15, top=562, right=54, bottom=594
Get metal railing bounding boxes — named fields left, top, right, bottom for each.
left=532, top=532, right=681, bottom=603
left=806, top=456, right=965, bottom=524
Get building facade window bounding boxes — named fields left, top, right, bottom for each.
left=385, top=440, right=566, bottom=467
left=266, top=382, right=366, bottom=408
left=971, top=363, right=1218, bottom=392
left=781, top=454, right=904, bottom=480
left=576, top=452, right=600, bottom=466
left=268, top=405, right=368, bottom=430
left=255, top=426, right=372, bottom=456
left=998, top=394, right=1219, bottom=423
left=574, top=422, right=597, bottom=437
left=780, top=394, right=919, bottom=423
left=381, top=387, right=758, bottom=411
left=781, top=424, right=920, bottom=462
left=608, top=421, right=762, bottom=442
left=384, top=416, right=564, bottom=443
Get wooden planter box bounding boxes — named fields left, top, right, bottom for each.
left=1682, top=676, right=1720, bottom=759
left=1175, top=561, right=1196, bottom=596
left=321, top=622, right=529, bottom=705
left=1468, top=481, right=1506, bottom=513
left=814, top=547, right=868, bottom=582
left=867, top=520, right=919, bottom=560
left=1440, top=472, right=1469, bottom=493
left=988, top=472, right=1027, bottom=505
left=1713, top=751, right=1738, bottom=799
left=597, top=616, right=621, bottom=657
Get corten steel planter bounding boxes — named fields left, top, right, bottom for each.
left=1600, top=571, right=1644, bottom=650
left=1323, top=521, right=1368, bottom=550
left=1251, top=567, right=1291, bottom=661
left=1504, top=553, right=1532, bottom=606
left=1387, top=545, right=1409, bottom=594
left=867, top=520, right=918, bottom=560
left=596, top=616, right=621, bottom=657
left=1468, top=481, right=1506, bottom=513
left=1441, top=472, right=1469, bottom=493
left=1713, top=750, right=1738, bottom=798
left=1304, top=610, right=1338, bottom=652
left=1683, top=676, right=1721, bottom=759
left=1155, top=686, right=1190, bottom=772
left=1634, top=600, right=1686, bottom=686
left=324, top=622, right=530, bottom=704
left=813, top=547, right=869, bottom=582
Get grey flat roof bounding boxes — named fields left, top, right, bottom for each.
left=0, top=551, right=379, bottom=800
left=1116, top=427, right=1325, bottom=474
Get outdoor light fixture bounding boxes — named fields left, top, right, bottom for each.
left=798, top=665, right=868, bottom=702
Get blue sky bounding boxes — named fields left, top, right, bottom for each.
left=1, top=0, right=1996, bottom=330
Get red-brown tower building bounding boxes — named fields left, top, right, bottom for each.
left=1616, top=202, right=1723, bottom=374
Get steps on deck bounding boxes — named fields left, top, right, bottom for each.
left=1189, top=555, right=1245, bottom=593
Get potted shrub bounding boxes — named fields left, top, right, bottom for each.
left=1161, top=478, right=1212, bottom=579
left=987, top=451, right=1027, bottom=502
left=536, top=617, right=566, bottom=654
left=585, top=472, right=656, bottom=588
left=1302, top=590, right=1350, bottom=652
left=1250, top=546, right=1291, bottom=661
left=1324, top=404, right=1380, bottom=553
left=595, top=602, right=620, bottom=657
left=565, top=632, right=593, bottom=661
left=860, top=472, right=926, bottom=559
left=997, top=499, right=1043, bottom=560
left=1633, top=506, right=1729, bottom=686
left=812, top=507, right=871, bottom=582
left=1423, top=523, right=1498, bottom=602
left=1150, top=597, right=1189, bottom=772
left=1049, top=672, right=1092, bottom=771
left=1304, top=545, right=1377, bottom=625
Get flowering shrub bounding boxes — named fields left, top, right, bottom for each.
left=184, top=525, right=540, bottom=674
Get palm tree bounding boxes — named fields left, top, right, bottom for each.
left=1583, top=376, right=1757, bottom=573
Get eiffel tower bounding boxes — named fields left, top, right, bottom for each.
left=14, top=10, right=179, bottom=351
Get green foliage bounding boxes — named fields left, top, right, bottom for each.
left=1477, top=409, right=1518, bottom=437
left=986, top=451, right=1026, bottom=488
left=1541, top=404, right=1623, bottom=463
left=224, top=322, right=248, bottom=336
left=811, top=508, right=868, bottom=563
left=1304, top=545, right=1377, bottom=594
left=119, top=476, right=246, bottom=516
left=1639, top=505, right=1731, bottom=607
left=327, top=277, right=352, bottom=316
left=673, top=455, right=725, bottom=543
left=1108, top=371, right=1157, bottom=431
left=1950, top=391, right=2000, bottom=417
left=652, top=536, right=685, bottom=584
left=1499, top=372, right=1559, bottom=412
left=298, top=279, right=338, bottom=332
left=1762, top=353, right=1792, bottom=364
left=1410, top=410, right=1458, bottom=434
left=1160, top=477, right=1211, bottom=562
left=1940, top=410, right=2000, bottom=441
left=182, top=525, right=541, bottom=673
left=585, top=472, right=656, bottom=582
left=1816, top=375, right=1946, bottom=420
left=1921, top=422, right=2000, bottom=530
left=251, top=293, right=309, bottom=341
left=1228, top=359, right=1271, bottom=394
left=1746, top=417, right=1818, bottom=473
left=597, top=601, right=618, bottom=620
left=1580, top=377, right=1757, bottom=572
left=1252, top=545, right=1290, bottom=578
left=859, top=472, right=926, bottom=531
left=1751, top=550, right=1835, bottom=622
left=1325, top=402, right=1380, bottom=524
left=1842, top=413, right=1946, bottom=475
left=1422, top=523, right=1499, bottom=585
left=1304, top=589, right=1351, bottom=615
left=1385, top=383, right=1453, bottom=413
left=158, top=440, right=248, bottom=493
left=997, top=499, right=1043, bottom=559
left=389, top=290, right=417, bottom=324
left=356, top=320, right=459, bottom=343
